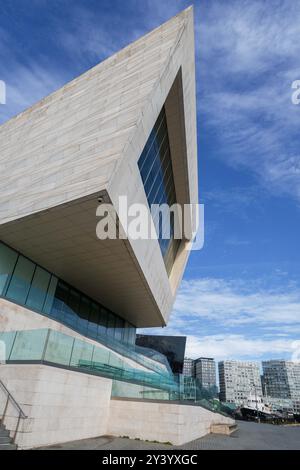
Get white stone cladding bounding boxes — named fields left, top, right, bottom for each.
left=108, top=398, right=234, bottom=446
left=0, top=6, right=198, bottom=327
left=0, top=364, right=234, bottom=449
left=0, top=364, right=112, bottom=449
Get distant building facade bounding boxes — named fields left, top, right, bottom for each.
left=194, top=357, right=217, bottom=390
left=262, top=360, right=300, bottom=413
left=219, top=360, right=262, bottom=405
left=183, top=357, right=194, bottom=377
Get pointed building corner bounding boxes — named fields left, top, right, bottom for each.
left=0, top=9, right=198, bottom=328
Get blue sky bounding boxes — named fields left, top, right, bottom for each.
left=0, top=0, right=300, bottom=362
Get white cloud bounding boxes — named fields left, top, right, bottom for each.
left=197, top=0, right=300, bottom=202
left=185, top=333, right=296, bottom=362
left=172, top=278, right=300, bottom=326
left=0, top=0, right=186, bottom=124
left=139, top=275, right=300, bottom=360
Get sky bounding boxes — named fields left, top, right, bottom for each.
left=0, top=0, right=300, bottom=363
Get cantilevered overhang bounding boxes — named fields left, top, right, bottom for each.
left=0, top=7, right=198, bottom=327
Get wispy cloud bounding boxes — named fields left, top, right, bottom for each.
left=185, top=333, right=297, bottom=362
left=0, top=63, right=66, bottom=123
left=0, top=25, right=67, bottom=123
left=198, top=0, right=300, bottom=202
left=0, top=0, right=186, bottom=124
left=172, top=277, right=300, bottom=327
left=139, top=275, right=300, bottom=360
left=204, top=185, right=269, bottom=219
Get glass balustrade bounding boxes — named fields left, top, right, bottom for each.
left=0, top=328, right=178, bottom=394
left=0, top=328, right=232, bottom=414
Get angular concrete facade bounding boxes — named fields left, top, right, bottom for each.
left=0, top=7, right=197, bottom=327
left=0, top=8, right=232, bottom=450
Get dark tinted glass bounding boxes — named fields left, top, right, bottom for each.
left=0, top=241, right=135, bottom=346
left=138, top=107, right=180, bottom=275
left=6, top=255, right=35, bottom=304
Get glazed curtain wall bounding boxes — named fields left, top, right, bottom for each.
left=0, top=241, right=136, bottom=346
left=138, top=107, right=181, bottom=275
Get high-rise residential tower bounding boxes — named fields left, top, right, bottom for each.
left=194, top=357, right=217, bottom=390
left=219, top=360, right=263, bottom=405
left=183, top=357, right=195, bottom=377
left=262, top=360, right=300, bottom=413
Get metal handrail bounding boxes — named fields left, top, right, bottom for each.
left=0, top=377, right=27, bottom=443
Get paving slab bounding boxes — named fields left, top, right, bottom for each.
left=39, top=421, right=300, bottom=450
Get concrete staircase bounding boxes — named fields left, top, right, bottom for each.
left=0, top=423, right=17, bottom=450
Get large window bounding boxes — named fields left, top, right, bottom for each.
left=0, top=241, right=136, bottom=346
left=0, top=243, right=18, bottom=295
left=138, top=107, right=180, bottom=275
left=6, top=255, right=35, bottom=304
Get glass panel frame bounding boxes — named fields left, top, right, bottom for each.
left=0, top=243, right=18, bottom=296
left=6, top=255, right=35, bottom=304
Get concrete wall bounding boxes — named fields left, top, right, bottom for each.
left=0, top=364, right=112, bottom=449
left=0, top=10, right=192, bottom=225
left=107, top=398, right=234, bottom=446
left=0, top=363, right=234, bottom=449
left=0, top=7, right=198, bottom=328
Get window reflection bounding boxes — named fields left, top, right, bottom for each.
left=6, top=256, right=35, bottom=304
left=138, top=107, right=180, bottom=275
left=0, top=241, right=136, bottom=346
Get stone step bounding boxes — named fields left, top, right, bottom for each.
left=0, top=442, right=17, bottom=450
left=0, top=423, right=16, bottom=450
left=210, top=422, right=238, bottom=436
left=0, top=435, right=13, bottom=443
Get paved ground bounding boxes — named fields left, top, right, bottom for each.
left=40, top=421, right=300, bottom=450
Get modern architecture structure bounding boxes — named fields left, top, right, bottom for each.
left=135, top=335, right=186, bottom=374
left=194, top=357, right=217, bottom=391
left=183, top=357, right=194, bottom=377
left=0, top=7, right=234, bottom=448
left=262, top=360, right=300, bottom=413
left=219, top=360, right=263, bottom=405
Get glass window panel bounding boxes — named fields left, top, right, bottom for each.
left=138, top=107, right=179, bottom=276
left=108, top=351, right=124, bottom=369
left=92, top=345, right=109, bottom=366
left=106, top=312, right=115, bottom=337
left=44, top=330, right=74, bottom=366
left=77, top=296, right=90, bottom=334
left=114, top=317, right=123, bottom=340
left=43, top=275, right=58, bottom=314
left=0, top=244, right=135, bottom=348
left=98, top=308, right=108, bottom=336
left=50, top=281, right=69, bottom=320
left=6, top=255, right=35, bottom=304
left=0, top=331, right=17, bottom=361
left=87, top=302, right=100, bottom=339
left=9, top=329, right=48, bottom=361
left=0, top=243, right=18, bottom=296
left=26, top=266, right=51, bottom=311
left=69, top=338, right=94, bottom=368
left=128, top=327, right=136, bottom=345
left=123, top=322, right=130, bottom=344
left=61, top=288, right=79, bottom=328
left=138, top=130, right=156, bottom=172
